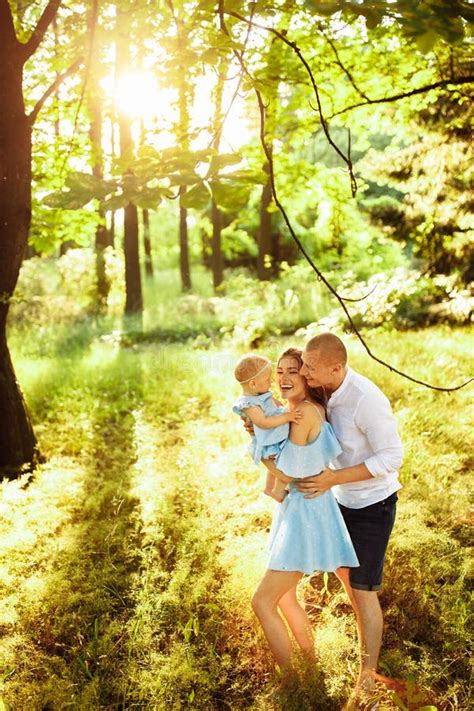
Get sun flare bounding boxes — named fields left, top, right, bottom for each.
left=114, top=71, right=165, bottom=120
left=103, top=69, right=250, bottom=150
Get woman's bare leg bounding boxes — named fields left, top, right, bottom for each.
left=278, top=586, right=316, bottom=660
left=252, top=570, right=303, bottom=670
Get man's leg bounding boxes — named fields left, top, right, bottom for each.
left=337, top=493, right=397, bottom=690
left=336, top=568, right=381, bottom=688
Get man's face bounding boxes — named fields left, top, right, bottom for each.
left=300, top=349, right=338, bottom=388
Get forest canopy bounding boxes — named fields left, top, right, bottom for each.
left=1, top=0, right=473, bottom=474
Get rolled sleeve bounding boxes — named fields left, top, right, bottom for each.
left=355, top=394, right=403, bottom=478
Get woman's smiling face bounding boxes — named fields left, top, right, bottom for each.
left=276, top=356, right=307, bottom=401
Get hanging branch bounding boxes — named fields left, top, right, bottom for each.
left=58, top=0, right=99, bottom=177
left=224, top=10, right=357, bottom=197
left=21, top=0, right=62, bottom=61
left=320, top=27, right=371, bottom=102
left=255, top=94, right=472, bottom=392
left=329, top=75, right=474, bottom=118
left=207, top=0, right=256, bottom=151
left=218, top=11, right=472, bottom=393
left=28, top=57, right=84, bottom=124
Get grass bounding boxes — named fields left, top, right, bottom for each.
left=1, top=291, right=472, bottom=708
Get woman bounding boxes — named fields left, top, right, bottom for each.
left=251, top=348, right=358, bottom=689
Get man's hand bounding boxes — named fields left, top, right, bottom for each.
left=294, top=468, right=337, bottom=498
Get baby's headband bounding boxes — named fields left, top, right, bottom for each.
left=237, top=361, right=272, bottom=383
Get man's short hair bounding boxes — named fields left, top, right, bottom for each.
left=305, top=333, right=347, bottom=366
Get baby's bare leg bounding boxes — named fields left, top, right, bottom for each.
left=264, top=471, right=277, bottom=499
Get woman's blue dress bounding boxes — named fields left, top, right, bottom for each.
left=267, top=422, right=359, bottom=574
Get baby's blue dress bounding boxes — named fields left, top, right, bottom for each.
left=267, top=422, right=359, bottom=573
left=232, top=391, right=288, bottom=464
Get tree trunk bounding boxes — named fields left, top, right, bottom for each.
left=89, top=102, right=109, bottom=309
left=0, top=41, right=38, bottom=476
left=142, top=209, right=154, bottom=277
left=210, top=58, right=227, bottom=291
left=211, top=199, right=223, bottom=289
left=117, top=9, right=142, bottom=317
left=107, top=210, right=115, bottom=247
left=123, top=201, right=142, bottom=313
left=179, top=192, right=191, bottom=291
left=257, top=166, right=273, bottom=280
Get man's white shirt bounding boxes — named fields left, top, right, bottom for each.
left=327, top=367, right=403, bottom=509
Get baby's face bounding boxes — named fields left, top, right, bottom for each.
left=252, top=364, right=272, bottom=394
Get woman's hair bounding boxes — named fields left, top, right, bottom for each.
left=234, top=354, right=271, bottom=383
left=277, top=347, right=326, bottom=407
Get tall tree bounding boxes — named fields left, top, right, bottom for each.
left=168, top=0, right=192, bottom=291
left=0, top=0, right=78, bottom=477
left=257, top=39, right=283, bottom=280
left=210, top=58, right=229, bottom=290
left=142, top=209, right=154, bottom=278
left=116, top=6, right=143, bottom=316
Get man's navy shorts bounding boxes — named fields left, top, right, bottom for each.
left=338, top=492, right=398, bottom=591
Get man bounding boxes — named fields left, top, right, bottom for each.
left=297, top=333, right=403, bottom=707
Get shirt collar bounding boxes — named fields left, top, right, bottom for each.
left=326, top=366, right=353, bottom=407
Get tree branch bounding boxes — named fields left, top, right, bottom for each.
left=255, top=93, right=472, bottom=392
left=28, top=57, right=84, bottom=124
left=224, top=10, right=357, bottom=197
left=57, top=0, right=98, bottom=178
left=0, top=0, right=18, bottom=48
left=218, top=12, right=472, bottom=392
left=22, top=0, right=62, bottom=61
left=330, top=76, right=474, bottom=118
left=320, top=27, right=371, bottom=102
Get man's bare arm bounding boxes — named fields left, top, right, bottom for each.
left=295, top=463, right=373, bottom=498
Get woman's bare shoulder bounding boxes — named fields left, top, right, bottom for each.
left=300, top=400, right=326, bottom=421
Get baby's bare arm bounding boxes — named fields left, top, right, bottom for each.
left=243, top=406, right=302, bottom=429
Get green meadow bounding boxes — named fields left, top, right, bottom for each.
left=0, top=269, right=472, bottom=710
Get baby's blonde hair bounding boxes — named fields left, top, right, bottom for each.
left=234, top=354, right=271, bottom=383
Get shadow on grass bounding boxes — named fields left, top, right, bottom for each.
left=1, top=349, right=147, bottom=710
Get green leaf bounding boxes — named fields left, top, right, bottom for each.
left=210, top=180, right=251, bottom=210
left=208, top=153, right=243, bottom=175
left=180, top=183, right=211, bottom=210
left=42, top=189, right=93, bottom=210
left=415, top=30, right=438, bottom=53
left=362, top=9, right=383, bottom=30
left=65, top=172, right=114, bottom=199
left=305, top=1, right=341, bottom=17
left=133, top=187, right=164, bottom=210
left=101, top=193, right=130, bottom=211
left=168, top=172, right=201, bottom=187
left=201, top=48, right=221, bottom=64
left=225, top=169, right=267, bottom=184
